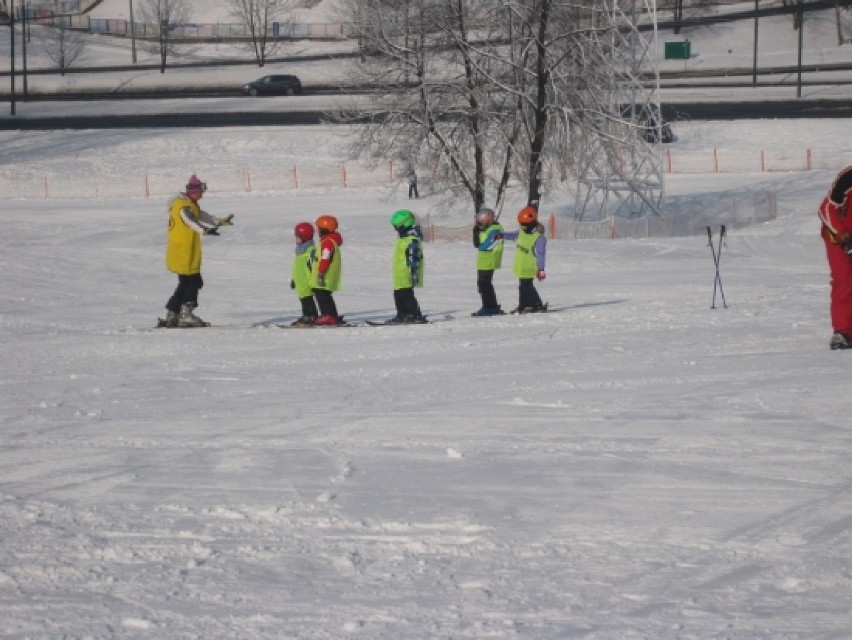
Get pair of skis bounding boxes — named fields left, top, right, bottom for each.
left=706, top=225, right=727, bottom=309
left=152, top=316, right=451, bottom=330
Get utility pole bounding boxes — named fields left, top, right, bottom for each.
left=796, top=0, right=804, bottom=98
left=9, top=4, right=15, bottom=115
left=673, top=0, right=683, bottom=35
left=129, top=0, right=137, bottom=63
left=20, top=0, right=27, bottom=100
left=752, top=0, right=759, bottom=88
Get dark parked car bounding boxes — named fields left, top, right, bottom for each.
left=241, top=75, right=302, bottom=97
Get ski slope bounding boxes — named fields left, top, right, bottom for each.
left=2, top=118, right=852, bottom=638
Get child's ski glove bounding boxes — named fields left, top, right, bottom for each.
left=536, top=270, right=546, bottom=281
left=216, top=214, right=234, bottom=226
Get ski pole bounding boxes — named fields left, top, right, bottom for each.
left=707, top=225, right=727, bottom=309
left=707, top=226, right=717, bottom=308
left=716, top=225, right=727, bottom=308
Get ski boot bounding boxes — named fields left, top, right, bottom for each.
left=178, top=303, right=208, bottom=327
left=314, top=314, right=346, bottom=326
left=471, top=306, right=505, bottom=317
left=290, top=315, right=315, bottom=327
left=830, top=332, right=851, bottom=350
left=513, top=304, right=548, bottom=314
left=162, top=310, right=179, bottom=327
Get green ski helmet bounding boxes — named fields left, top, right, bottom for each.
left=390, top=209, right=416, bottom=229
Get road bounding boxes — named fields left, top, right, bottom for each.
left=1, top=94, right=851, bottom=131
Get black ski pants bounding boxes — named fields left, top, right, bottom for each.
left=313, top=289, right=339, bottom=318
left=477, top=269, right=499, bottom=309
left=394, top=288, right=421, bottom=318
left=518, top=278, right=543, bottom=310
left=299, top=295, right=319, bottom=318
left=166, top=273, right=203, bottom=313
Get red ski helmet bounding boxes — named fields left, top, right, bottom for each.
left=294, top=222, right=314, bottom=243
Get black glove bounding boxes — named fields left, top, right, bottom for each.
left=290, top=279, right=295, bottom=289
left=316, top=273, right=326, bottom=287
left=472, top=226, right=481, bottom=248
left=844, top=242, right=852, bottom=257
left=204, top=227, right=220, bottom=236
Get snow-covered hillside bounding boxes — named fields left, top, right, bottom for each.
left=3, top=3, right=852, bottom=638
left=2, top=118, right=852, bottom=638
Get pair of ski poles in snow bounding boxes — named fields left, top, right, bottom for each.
left=706, top=225, right=727, bottom=309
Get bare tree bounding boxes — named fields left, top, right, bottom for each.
left=334, top=0, right=520, bottom=214
left=228, top=0, right=297, bottom=67
left=42, top=19, right=87, bottom=76
left=139, top=0, right=192, bottom=73
left=335, top=0, right=663, bottom=218
left=835, top=0, right=851, bottom=45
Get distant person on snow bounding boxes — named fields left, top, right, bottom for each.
left=471, top=207, right=505, bottom=316
left=502, top=205, right=547, bottom=314
left=310, top=214, right=345, bottom=326
left=289, top=222, right=319, bottom=327
left=408, top=170, right=419, bottom=199
left=818, top=164, right=852, bottom=350
left=163, top=174, right=233, bottom=327
left=388, top=209, right=426, bottom=323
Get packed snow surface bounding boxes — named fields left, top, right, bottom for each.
left=2, top=118, right=852, bottom=638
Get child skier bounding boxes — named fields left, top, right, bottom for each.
left=388, top=209, right=426, bottom=323
left=503, top=205, right=547, bottom=314
left=310, top=214, right=345, bottom=325
left=289, top=222, right=319, bottom=327
left=472, top=206, right=505, bottom=316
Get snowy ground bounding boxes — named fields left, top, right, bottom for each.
left=3, top=119, right=852, bottom=638
left=3, top=2, right=852, bottom=637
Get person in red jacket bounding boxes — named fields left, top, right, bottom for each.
left=311, top=214, right=345, bottom=326
left=818, top=165, right=852, bottom=350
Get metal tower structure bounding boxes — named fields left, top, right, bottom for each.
left=573, top=0, right=665, bottom=221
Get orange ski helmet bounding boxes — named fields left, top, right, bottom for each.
left=315, top=215, right=338, bottom=233
left=517, top=205, right=538, bottom=225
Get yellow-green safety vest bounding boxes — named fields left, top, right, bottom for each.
left=476, top=223, right=504, bottom=271
left=393, top=236, right=424, bottom=290
left=513, top=229, right=541, bottom=278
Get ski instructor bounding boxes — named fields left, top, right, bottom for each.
left=162, top=174, right=234, bottom=327
left=818, top=165, right=852, bottom=350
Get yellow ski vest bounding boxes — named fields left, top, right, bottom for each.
left=165, top=195, right=203, bottom=275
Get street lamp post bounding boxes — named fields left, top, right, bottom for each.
left=20, top=0, right=27, bottom=100
left=159, top=18, right=167, bottom=73
left=9, top=4, right=15, bottom=115
left=129, top=0, right=137, bottom=63
left=752, top=0, right=759, bottom=88
left=796, top=0, right=804, bottom=98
